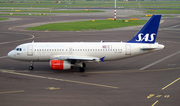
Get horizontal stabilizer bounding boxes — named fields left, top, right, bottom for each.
left=141, top=47, right=157, bottom=50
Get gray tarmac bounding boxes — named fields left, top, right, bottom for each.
left=0, top=10, right=180, bottom=106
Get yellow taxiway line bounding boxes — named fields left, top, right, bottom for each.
left=86, top=67, right=180, bottom=74
left=0, top=32, right=34, bottom=45
left=0, top=69, right=119, bottom=89
left=162, top=77, right=180, bottom=90
left=0, top=90, right=24, bottom=94
left=152, top=100, right=159, bottom=106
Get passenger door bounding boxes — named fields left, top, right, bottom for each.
left=27, top=45, right=33, bottom=56
left=125, top=44, right=131, bottom=55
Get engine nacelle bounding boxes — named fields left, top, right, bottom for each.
left=50, top=60, right=71, bottom=70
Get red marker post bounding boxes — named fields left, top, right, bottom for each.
left=114, top=0, right=116, bottom=21
left=114, top=8, right=116, bottom=21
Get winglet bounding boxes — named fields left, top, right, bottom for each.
left=127, top=15, right=161, bottom=44
left=100, top=56, right=105, bottom=62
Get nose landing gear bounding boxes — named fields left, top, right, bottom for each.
left=29, top=61, right=34, bottom=70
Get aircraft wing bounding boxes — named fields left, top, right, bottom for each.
left=50, top=55, right=105, bottom=62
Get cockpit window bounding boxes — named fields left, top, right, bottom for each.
left=15, top=48, right=22, bottom=51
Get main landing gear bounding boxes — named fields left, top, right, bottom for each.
left=79, top=63, right=86, bottom=72
left=29, top=61, right=34, bottom=70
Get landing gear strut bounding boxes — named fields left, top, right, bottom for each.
left=82, top=63, right=86, bottom=68
left=79, top=63, right=86, bottom=72
left=29, top=61, right=34, bottom=70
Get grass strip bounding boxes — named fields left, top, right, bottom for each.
left=26, top=20, right=147, bottom=31
left=0, top=10, right=104, bottom=13
left=0, top=14, right=50, bottom=16
left=0, top=17, right=8, bottom=20
left=0, top=1, right=180, bottom=9
left=129, top=15, right=175, bottom=17
left=145, top=10, right=180, bottom=14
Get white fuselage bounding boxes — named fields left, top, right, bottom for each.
left=8, top=42, right=165, bottom=62
left=7, top=15, right=165, bottom=71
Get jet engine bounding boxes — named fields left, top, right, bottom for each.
left=50, top=60, right=71, bottom=70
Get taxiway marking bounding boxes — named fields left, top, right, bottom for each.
left=149, top=76, right=180, bottom=106
left=140, top=50, right=180, bottom=70
left=0, top=90, right=24, bottom=94
left=0, top=69, right=119, bottom=89
left=152, top=100, right=159, bottom=106
left=0, top=56, right=7, bottom=59
left=0, top=32, right=34, bottom=45
left=86, top=67, right=180, bottom=74
left=147, top=94, right=170, bottom=99
left=162, top=77, right=180, bottom=90
left=171, top=25, right=180, bottom=28
left=46, top=87, right=60, bottom=90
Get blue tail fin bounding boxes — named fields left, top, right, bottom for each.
left=127, top=15, right=161, bottom=44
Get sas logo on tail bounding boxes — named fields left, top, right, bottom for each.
left=136, top=33, right=156, bottom=42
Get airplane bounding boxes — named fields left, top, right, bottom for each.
left=8, top=15, right=165, bottom=72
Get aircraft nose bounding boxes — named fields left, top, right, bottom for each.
left=7, top=50, right=14, bottom=59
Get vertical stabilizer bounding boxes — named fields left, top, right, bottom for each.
left=127, top=15, right=161, bottom=44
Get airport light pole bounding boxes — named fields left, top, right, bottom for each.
left=114, top=0, right=116, bottom=21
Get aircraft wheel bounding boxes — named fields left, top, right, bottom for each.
left=29, top=66, right=34, bottom=70
left=79, top=67, right=85, bottom=72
